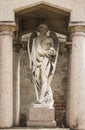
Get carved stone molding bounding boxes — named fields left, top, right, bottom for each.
left=69, top=22, right=85, bottom=37
left=0, top=22, right=16, bottom=32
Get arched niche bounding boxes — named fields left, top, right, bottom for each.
left=14, top=1, right=71, bottom=127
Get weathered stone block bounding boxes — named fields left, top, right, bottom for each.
left=27, top=105, right=56, bottom=127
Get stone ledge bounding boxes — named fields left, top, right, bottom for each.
left=0, top=128, right=70, bottom=130
left=27, top=121, right=56, bottom=127
left=0, top=22, right=16, bottom=32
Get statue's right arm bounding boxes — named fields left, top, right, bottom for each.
left=28, top=32, right=37, bottom=54
left=28, top=32, right=37, bottom=70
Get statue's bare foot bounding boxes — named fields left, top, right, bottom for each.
left=35, top=101, right=41, bottom=104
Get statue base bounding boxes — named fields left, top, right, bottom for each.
left=27, top=103, right=56, bottom=127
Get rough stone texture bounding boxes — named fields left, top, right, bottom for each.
left=0, top=31, right=13, bottom=128
left=20, top=43, right=68, bottom=127
left=27, top=106, right=56, bottom=127
left=20, top=48, right=36, bottom=115
left=54, top=99, right=66, bottom=128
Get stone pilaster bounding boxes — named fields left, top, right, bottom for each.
left=66, top=42, right=72, bottom=127
left=13, top=42, right=22, bottom=126
left=0, top=22, right=16, bottom=128
left=66, top=22, right=85, bottom=130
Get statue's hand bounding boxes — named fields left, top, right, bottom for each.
left=45, top=48, right=56, bottom=57
left=45, top=51, right=51, bottom=57
left=50, top=48, right=56, bottom=56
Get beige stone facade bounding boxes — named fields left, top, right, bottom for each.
left=0, top=0, right=85, bottom=129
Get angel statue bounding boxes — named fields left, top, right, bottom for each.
left=28, top=24, right=59, bottom=107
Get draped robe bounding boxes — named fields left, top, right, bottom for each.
left=28, top=31, right=59, bottom=106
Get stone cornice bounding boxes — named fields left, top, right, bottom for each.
left=0, top=22, right=16, bottom=32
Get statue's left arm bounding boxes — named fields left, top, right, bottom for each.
left=49, top=31, right=59, bottom=76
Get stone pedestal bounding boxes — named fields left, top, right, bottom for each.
left=0, top=23, right=15, bottom=128
left=27, top=105, right=56, bottom=127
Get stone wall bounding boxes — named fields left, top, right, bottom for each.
left=20, top=42, right=68, bottom=127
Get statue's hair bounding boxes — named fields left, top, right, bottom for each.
left=38, top=24, right=48, bottom=32
left=44, top=37, right=53, bottom=43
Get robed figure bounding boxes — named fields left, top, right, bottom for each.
left=28, top=24, right=59, bottom=107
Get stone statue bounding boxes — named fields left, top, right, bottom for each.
left=28, top=24, right=59, bottom=107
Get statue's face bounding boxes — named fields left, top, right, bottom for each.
left=38, top=24, right=48, bottom=34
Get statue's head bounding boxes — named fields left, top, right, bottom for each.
left=38, top=24, right=48, bottom=34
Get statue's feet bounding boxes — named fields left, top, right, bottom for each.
left=35, top=101, right=41, bottom=104
left=39, top=98, right=45, bottom=104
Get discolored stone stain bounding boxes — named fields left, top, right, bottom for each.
left=72, top=118, right=79, bottom=129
